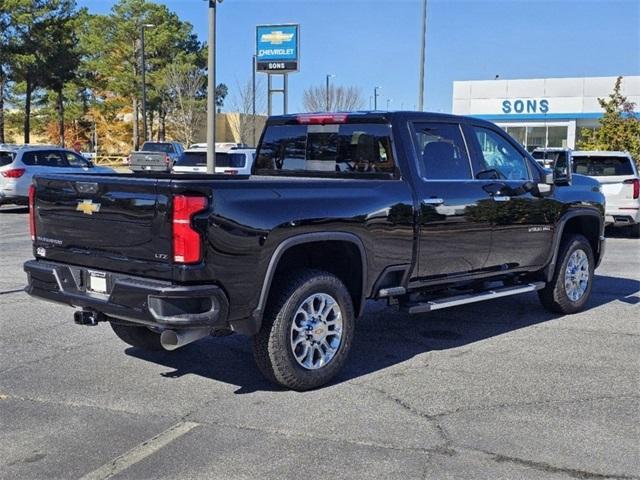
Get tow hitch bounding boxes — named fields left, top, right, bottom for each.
left=74, top=309, right=105, bottom=326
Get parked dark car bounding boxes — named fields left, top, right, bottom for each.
left=24, top=112, right=605, bottom=390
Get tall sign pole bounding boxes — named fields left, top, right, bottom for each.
left=206, top=0, right=217, bottom=174
left=418, top=0, right=427, bottom=111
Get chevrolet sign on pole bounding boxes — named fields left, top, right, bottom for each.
left=256, top=24, right=300, bottom=73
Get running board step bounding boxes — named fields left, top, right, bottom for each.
left=406, top=282, right=546, bottom=315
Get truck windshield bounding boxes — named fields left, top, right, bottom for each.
left=255, top=123, right=395, bottom=175
left=572, top=156, right=635, bottom=176
left=142, top=143, right=175, bottom=153
left=176, top=152, right=246, bottom=168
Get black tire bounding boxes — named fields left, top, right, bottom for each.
left=538, top=234, right=594, bottom=314
left=252, top=270, right=355, bottom=391
left=110, top=322, right=164, bottom=351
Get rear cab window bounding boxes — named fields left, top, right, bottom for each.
left=572, top=155, right=636, bottom=176
left=254, top=116, right=396, bottom=177
left=142, top=143, right=175, bottom=154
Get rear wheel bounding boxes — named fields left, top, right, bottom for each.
left=539, top=234, right=594, bottom=314
left=252, top=270, right=355, bottom=391
left=110, top=322, right=164, bottom=351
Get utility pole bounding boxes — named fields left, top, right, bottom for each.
left=326, top=74, right=334, bottom=111
left=141, top=24, right=154, bottom=142
left=374, top=86, right=381, bottom=110
left=418, top=0, right=427, bottom=111
left=206, top=0, right=217, bottom=174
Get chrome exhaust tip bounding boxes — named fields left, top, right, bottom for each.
left=160, top=328, right=210, bottom=351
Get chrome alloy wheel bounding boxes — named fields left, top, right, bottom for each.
left=564, top=249, right=590, bottom=302
left=290, top=293, right=343, bottom=370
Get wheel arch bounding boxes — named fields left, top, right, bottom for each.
left=545, top=210, right=604, bottom=282
left=240, top=232, right=368, bottom=336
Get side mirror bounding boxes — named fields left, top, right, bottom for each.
left=552, top=155, right=572, bottom=185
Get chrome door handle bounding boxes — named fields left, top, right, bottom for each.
left=423, top=198, right=445, bottom=205
left=493, top=196, right=511, bottom=202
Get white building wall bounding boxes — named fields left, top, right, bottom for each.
left=452, top=76, right=640, bottom=116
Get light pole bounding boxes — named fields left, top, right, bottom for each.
left=325, top=74, right=335, bottom=111
left=418, top=0, right=427, bottom=111
left=206, top=0, right=219, bottom=174
left=374, top=86, right=381, bottom=110
left=386, top=98, right=393, bottom=110
left=141, top=23, right=154, bottom=142
left=252, top=55, right=257, bottom=147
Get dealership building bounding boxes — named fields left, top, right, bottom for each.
left=452, top=76, right=640, bottom=151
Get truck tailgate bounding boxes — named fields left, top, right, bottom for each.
left=33, top=174, right=173, bottom=275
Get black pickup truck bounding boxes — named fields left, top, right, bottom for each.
left=24, top=112, right=605, bottom=390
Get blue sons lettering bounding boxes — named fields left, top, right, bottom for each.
left=502, top=99, right=549, bottom=114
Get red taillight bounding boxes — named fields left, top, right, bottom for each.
left=296, top=114, right=348, bottom=125
left=1, top=168, right=26, bottom=178
left=165, top=154, right=171, bottom=165
left=223, top=169, right=238, bottom=175
left=624, top=178, right=639, bottom=199
left=28, top=185, right=36, bottom=241
left=172, top=195, right=207, bottom=264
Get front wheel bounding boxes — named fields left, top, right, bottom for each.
left=252, top=270, right=355, bottom=391
left=538, top=234, right=594, bottom=314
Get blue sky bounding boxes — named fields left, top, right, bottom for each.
left=77, top=0, right=640, bottom=114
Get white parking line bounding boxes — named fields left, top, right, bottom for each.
left=78, top=421, right=200, bottom=480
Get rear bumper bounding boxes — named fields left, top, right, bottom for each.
left=605, top=207, right=640, bottom=226
left=24, top=260, right=229, bottom=329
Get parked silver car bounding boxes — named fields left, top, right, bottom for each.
left=0, top=145, right=114, bottom=205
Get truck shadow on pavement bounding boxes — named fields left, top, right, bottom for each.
left=125, top=274, right=639, bottom=394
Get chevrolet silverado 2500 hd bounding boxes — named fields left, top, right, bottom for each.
left=24, top=112, right=605, bottom=390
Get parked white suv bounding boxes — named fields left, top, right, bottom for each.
left=0, top=145, right=114, bottom=205
left=572, top=151, right=639, bottom=236
left=172, top=147, right=255, bottom=175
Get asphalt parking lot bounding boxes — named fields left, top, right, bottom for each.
left=0, top=204, right=638, bottom=480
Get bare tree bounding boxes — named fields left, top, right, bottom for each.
left=162, top=64, right=206, bottom=147
left=303, top=84, right=365, bottom=112
left=228, top=77, right=265, bottom=147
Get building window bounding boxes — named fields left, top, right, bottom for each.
left=547, top=126, right=568, bottom=148
left=500, top=124, right=570, bottom=151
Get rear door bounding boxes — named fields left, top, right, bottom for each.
left=410, top=121, right=492, bottom=279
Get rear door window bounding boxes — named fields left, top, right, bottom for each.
left=255, top=123, right=395, bottom=175
left=411, top=122, right=471, bottom=179
left=572, top=156, right=635, bottom=176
